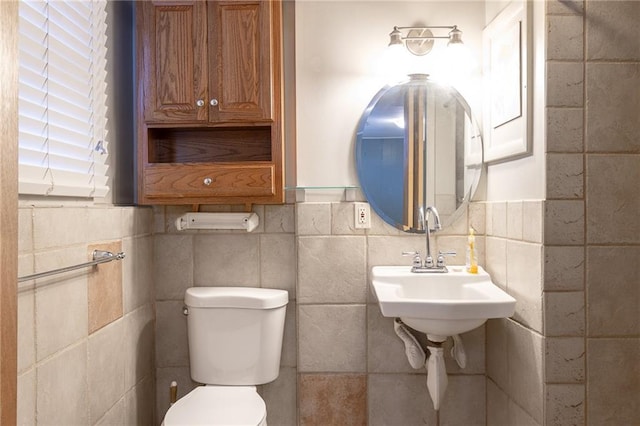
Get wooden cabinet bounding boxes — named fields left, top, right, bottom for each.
left=136, top=0, right=283, bottom=205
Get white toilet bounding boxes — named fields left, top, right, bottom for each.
left=163, top=286, right=288, bottom=426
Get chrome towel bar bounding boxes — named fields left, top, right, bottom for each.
left=17, top=250, right=126, bottom=283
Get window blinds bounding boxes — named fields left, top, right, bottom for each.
left=18, top=0, right=109, bottom=198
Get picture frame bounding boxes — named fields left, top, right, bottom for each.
left=482, top=0, right=532, bottom=163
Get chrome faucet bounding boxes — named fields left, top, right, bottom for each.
left=420, top=205, right=441, bottom=268
left=402, top=205, right=453, bottom=273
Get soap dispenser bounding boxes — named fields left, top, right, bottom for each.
left=466, top=227, right=478, bottom=274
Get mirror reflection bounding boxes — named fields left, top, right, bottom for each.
left=355, top=74, right=483, bottom=232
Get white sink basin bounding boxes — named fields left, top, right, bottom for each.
left=371, top=265, right=516, bottom=339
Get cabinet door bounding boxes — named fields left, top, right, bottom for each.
left=140, top=1, right=208, bottom=122
left=208, top=1, right=273, bottom=122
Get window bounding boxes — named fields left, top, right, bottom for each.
left=18, top=0, right=109, bottom=198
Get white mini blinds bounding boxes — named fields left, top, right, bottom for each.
left=18, top=0, right=109, bottom=198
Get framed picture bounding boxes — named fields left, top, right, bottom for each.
left=483, top=0, right=532, bottom=163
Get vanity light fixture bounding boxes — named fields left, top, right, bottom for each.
left=388, top=25, right=464, bottom=56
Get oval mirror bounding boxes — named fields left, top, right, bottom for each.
left=355, top=74, right=483, bottom=232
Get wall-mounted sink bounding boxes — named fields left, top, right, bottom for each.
left=371, top=265, right=516, bottom=341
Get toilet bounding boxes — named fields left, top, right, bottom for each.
left=163, top=286, right=288, bottom=426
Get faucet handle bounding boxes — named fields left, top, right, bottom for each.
left=402, top=251, right=422, bottom=268
left=424, top=255, right=435, bottom=268
left=436, top=250, right=457, bottom=267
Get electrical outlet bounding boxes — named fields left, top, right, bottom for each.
left=354, top=202, right=371, bottom=229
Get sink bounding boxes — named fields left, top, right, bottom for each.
left=371, top=265, right=516, bottom=340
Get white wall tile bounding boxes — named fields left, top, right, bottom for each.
left=193, top=234, right=260, bottom=287
left=586, top=1, right=640, bottom=60
left=544, top=292, right=585, bottom=337
left=546, top=62, right=584, bottom=107
left=260, top=367, right=297, bottom=426
left=155, top=367, right=199, bottom=423
left=87, top=207, right=125, bottom=242
left=507, top=201, right=523, bottom=240
left=123, top=235, right=155, bottom=313
left=35, top=251, right=88, bottom=361
left=264, top=204, right=295, bottom=233
left=544, top=246, right=584, bottom=291
left=96, top=398, right=125, bottom=426
left=546, top=108, right=583, bottom=153
left=280, top=303, right=297, bottom=368
left=17, top=290, right=35, bottom=373
left=587, top=246, right=640, bottom=336
left=367, top=305, right=416, bottom=374
left=154, top=234, right=194, bottom=300
left=298, top=236, right=366, bottom=304
left=124, top=304, right=155, bottom=391
left=18, top=207, right=33, bottom=253
left=545, top=200, right=584, bottom=245
left=440, top=375, right=486, bottom=425
left=546, top=0, right=583, bottom=15
left=485, top=237, right=507, bottom=288
left=506, top=241, right=543, bottom=332
left=443, top=325, right=486, bottom=375
left=547, top=15, right=584, bottom=61
left=260, top=234, right=296, bottom=296
left=490, top=202, right=508, bottom=238
left=17, top=368, right=35, bottom=426
left=37, top=343, right=89, bottom=425
left=486, top=319, right=509, bottom=391
left=487, top=379, right=509, bottom=426
left=33, top=207, right=90, bottom=250
left=88, top=320, right=126, bottom=424
left=546, top=384, right=585, bottom=426
left=155, top=301, right=189, bottom=368
left=587, top=338, right=640, bottom=425
left=368, top=374, right=436, bottom=426
left=298, top=304, right=366, bottom=372
left=331, top=202, right=366, bottom=235
left=367, top=209, right=406, bottom=236
left=296, top=203, right=331, bottom=235
left=586, top=64, right=640, bottom=152
left=508, top=400, right=541, bottom=426
left=124, top=375, right=155, bottom=426
left=469, top=202, right=486, bottom=235
left=522, top=201, right=543, bottom=243
left=367, top=234, right=430, bottom=268
left=547, top=154, right=584, bottom=199
left=545, top=337, right=585, bottom=383
left=508, top=321, right=544, bottom=424
left=586, top=155, right=640, bottom=244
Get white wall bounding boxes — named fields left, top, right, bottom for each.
left=295, top=1, right=485, bottom=188
left=295, top=0, right=546, bottom=201
left=484, top=0, right=546, bottom=200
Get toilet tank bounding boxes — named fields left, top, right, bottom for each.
left=184, top=287, right=288, bottom=385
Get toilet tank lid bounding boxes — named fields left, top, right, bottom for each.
left=185, top=287, right=288, bottom=309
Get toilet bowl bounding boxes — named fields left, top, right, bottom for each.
left=162, top=287, right=287, bottom=426
left=163, top=386, right=267, bottom=426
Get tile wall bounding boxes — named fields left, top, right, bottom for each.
left=484, top=201, right=545, bottom=425
left=545, top=0, right=640, bottom=424
left=17, top=206, right=155, bottom=425
left=153, top=204, right=298, bottom=425
left=153, top=201, right=491, bottom=425
left=296, top=200, right=489, bottom=425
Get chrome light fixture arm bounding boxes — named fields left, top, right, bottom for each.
left=389, top=25, right=464, bottom=56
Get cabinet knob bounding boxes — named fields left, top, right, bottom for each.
left=203, top=177, right=213, bottom=186
left=196, top=99, right=205, bottom=107
left=209, top=99, right=219, bottom=106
